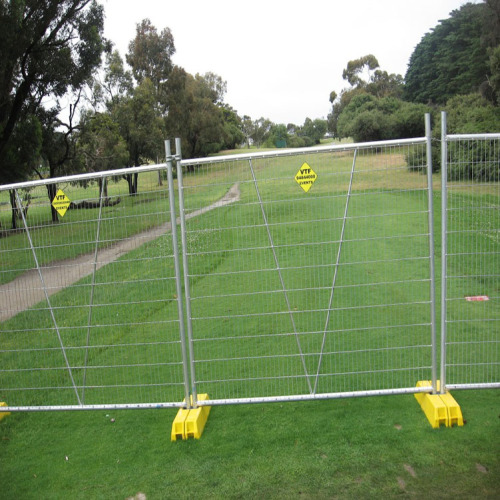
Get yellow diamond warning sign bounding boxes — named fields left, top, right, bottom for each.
left=51, top=189, right=71, bottom=217
left=295, top=162, right=317, bottom=192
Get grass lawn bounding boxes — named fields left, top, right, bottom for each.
left=0, top=140, right=499, bottom=498
left=0, top=389, right=499, bottom=499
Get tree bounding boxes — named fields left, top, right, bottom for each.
left=342, top=54, right=379, bottom=87
left=126, top=18, right=175, bottom=108
left=404, top=2, right=490, bottom=104
left=488, top=45, right=500, bottom=103
left=77, top=110, right=128, bottom=196
left=265, top=124, right=288, bottom=148
left=0, top=0, right=106, bottom=183
left=445, top=93, right=500, bottom=134
left=195, top=72, right=227, bottom=105
left=37, top=100, right=82, bottom=222
left=365, top=70, right=404, bottom=99
left=112, top=78, right=165, bottom=193
left=3, top=115, right=42, bottom=228
left=336, top=94, right=430, bottom=142
left=92, top=49, right=133, bottom=110
left=328, top=55, right=403, bottom=137
left=221, top=106, right=245, bottom=150
left=445, top=93, right=500, bottom=181
left=250, top=117, right=272, bottom=147
left=241, top=115, right=254, bottom=148
left=164, top=69, right=234, bottom=160
left=300, top=118, right=327, bottom=144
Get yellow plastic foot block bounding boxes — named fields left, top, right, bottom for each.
left=439, top=392, right=464, bottom=427
left=185, top=394, right=211, bottom=439
left=415, top=386, right=448, bottom=429
left=415, top=381, right=464, bottom=429
left=171, top=407, right=190, bottom=441
left=171, top=394, right=211, bottom=441
left=0, top=402, right=10, bottom=422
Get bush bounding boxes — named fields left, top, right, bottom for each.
left=287, top=136, right=306, bottom=148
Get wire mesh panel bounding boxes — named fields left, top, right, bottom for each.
left=178, top=139, right=436, bottom=404
left=443, top=132, right=500, bottom=389
left=0, top=165, right=187, bottom=409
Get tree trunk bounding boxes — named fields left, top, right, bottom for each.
left=9, top=190, right=17, bottom=230
left=46, top=184, right=59, bottom=223
left=98, top=178, right=108, bottom=198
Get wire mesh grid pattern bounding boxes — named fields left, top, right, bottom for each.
left=2, top=121, right=498, bottom=412
left=443, top=130, right=500, bottom=390
left=178, top=140, right=436, bottom=404
left=0, top=165, right=188, bottom=409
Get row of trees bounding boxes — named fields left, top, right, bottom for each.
left=1, top=1, right=499, bottom=229
left=0, top=2, right=327, bottom=192
left=327, top=1, right=500, bottom=145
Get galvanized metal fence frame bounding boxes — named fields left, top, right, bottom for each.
left=1, top=112, right=498, bottom=413
left=0, top=159, right=192, bottom=411
left=440, top=111, right=500, bottom=392
left=174, top=118, right=438, bottom=407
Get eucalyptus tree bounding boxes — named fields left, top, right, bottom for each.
left=0, top=0, right=106, bottom=184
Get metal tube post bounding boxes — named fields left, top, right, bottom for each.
left=440, top=111, right=448, bottom=394
left=174, top=137, right=199, bottom=406
left=425, top=114, right=438, bottom=394
left=165, top=140, right=192, bottom=409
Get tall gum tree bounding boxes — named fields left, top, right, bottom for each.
left=0, top=0, right=106, bottom=181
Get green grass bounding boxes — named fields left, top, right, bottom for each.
left=0, top=145, right=499, bottom=498
left=1, top=390, right=499, bottom=499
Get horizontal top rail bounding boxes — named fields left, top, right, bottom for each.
left=179, top=137, right=427, bottom=167
left=446, top=133, right=500, bottom=141
left=1, top=137, right=429, bottom=192
left=0, top=162, right=168, bottom=192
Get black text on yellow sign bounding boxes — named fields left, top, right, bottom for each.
left=51, top=189, right=71, bottom=217
left=294, top=162, right=317, bottom=192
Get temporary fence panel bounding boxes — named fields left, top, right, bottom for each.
left=441, top=112, right=500, bottom=390
left=176, top=136, right=437, bottom=406
left=0, top=162, right=190, bottom=410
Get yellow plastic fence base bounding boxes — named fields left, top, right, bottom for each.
left=0, top=402, right=10, bottom=422
left=415, top=381, right=464, bottom=429
left=170, top=407, right=190, bottom=441
left=171, top=394, right=211, bottom=441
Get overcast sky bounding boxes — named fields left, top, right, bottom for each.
left=100, top=0, right=480, bottom=125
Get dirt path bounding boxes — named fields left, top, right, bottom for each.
left=0, top=183, right=240, bottom=322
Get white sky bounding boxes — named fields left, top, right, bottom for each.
left=100, top=0, right=480, bottom=125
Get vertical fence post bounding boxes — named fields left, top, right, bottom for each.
left=165, top=140, right=191, bottom=409
left=425, top=114, right=438, bottom=394
left=174, top=138, right=198, bottom=407
left=440, top=111, right=448, bottom=395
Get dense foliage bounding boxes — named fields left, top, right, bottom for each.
left=404, top=3, right=489, bottom=104
left=336, top=94, right=430, bottom=142
left=328, top=0, right=499, bottom=159
left=0, top=0, right=106, bottom=184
